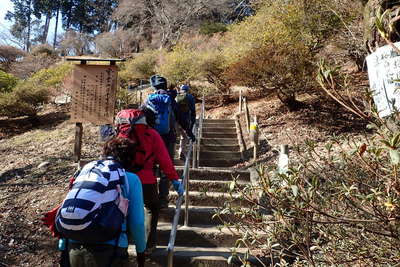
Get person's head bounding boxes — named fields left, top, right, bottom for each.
left=167, top=88, right=177, bottom=99
left=103, top=137, right=136, bottom=171
left=180, top=84, right=190, bottom=92
left=150, top=75, right=167, bottom=90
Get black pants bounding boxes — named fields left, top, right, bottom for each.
left=159, top=138, right=176, bottom=202
left=142, top=183, right=160, bottom=248
left=68, top=243, right=129, bottom=267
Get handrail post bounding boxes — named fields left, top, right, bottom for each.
left=184, top=151, right=190, bottom=226
left=166, top=142, right=193, bottom=267
left=239, top=88, right=242, bottom=113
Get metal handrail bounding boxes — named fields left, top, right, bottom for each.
left=166, top=140, right=193, bottom=267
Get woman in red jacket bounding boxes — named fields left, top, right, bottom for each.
left=117, top=107, right=184, bottom=254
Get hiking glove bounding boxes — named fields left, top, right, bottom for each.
left=189, top=133, right=196, bottom=143
left=41, top=205, right=61, bottom=238
left=172, top=180, right=184, bottom=196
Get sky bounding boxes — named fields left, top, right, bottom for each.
left=0, top=0, right=63, bottom=47
left=0, top=0, right=13, bottom=28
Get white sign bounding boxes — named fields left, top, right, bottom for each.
left=366, top=42, right=400, bottom=117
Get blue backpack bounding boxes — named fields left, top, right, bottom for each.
left=146, top=93, right=172, bottom=135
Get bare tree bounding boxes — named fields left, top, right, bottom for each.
left=113, top=0, right=235, bottom=48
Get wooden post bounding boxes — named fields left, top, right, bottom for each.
left=249, top=116, right=259, bottom=161
left=74, top=122, right=83, bottom=162
left=239, top=88, right=242, bottom=113
left=244, top=97, right=250, bottom=132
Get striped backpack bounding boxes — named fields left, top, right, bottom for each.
left=55, top=159, right=129, bottom=243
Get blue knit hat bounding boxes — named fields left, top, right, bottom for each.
left=150, top=75, right=167, bottom=90
left=180, top=84, right=190, bottom=91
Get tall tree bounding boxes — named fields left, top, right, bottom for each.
left=32, top=0, right=59, bottom=44
left=61, top=0, right=117, bottom=34
left=6, top=0, right=33, bottom=51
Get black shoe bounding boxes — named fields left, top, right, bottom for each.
left=144, top=245, right=156, bottom=255
left=159, top=199, right=169, bottom=209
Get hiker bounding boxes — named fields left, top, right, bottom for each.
left=42, top=137, right=146, bottom=267
left=177, top=84, right=196, bottom=159
left=115, top=107, right=184, bottom=254
left=146, top=75, right=195, bottom=209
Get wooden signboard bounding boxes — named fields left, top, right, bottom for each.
left=70, top=64, right=118, bottom=125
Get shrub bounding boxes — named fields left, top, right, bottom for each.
left=28, top=62, right=73, bottom=94
left=157, top=44, right=200, bottom=85
left=219, top=113, right=400, bottom=265
left=224, top=42, right=314, bottom=110
left=222, top=0, right=356, bottom=64
left=119, top=50, right=160, bottom=85
left=197, top=50, right=230, bottom=94
left=0, top=62, right=72, bottom=118
left=0, top=71, right=19, bottom=93
left=0, top=86, right=49, bottom=118
left=31, top=44, right=58, bottom=58
left=0, top=45, right=25, bottom=71
left=10, top=53, right=60, bottom=79
left=199, top=21, right=228, bottom=35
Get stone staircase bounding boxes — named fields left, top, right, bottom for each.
left=130, top=118, right=254, bottom=266
left=200, top=119, right=241, bottom=168
left=141, top=168, right=252, bottom=266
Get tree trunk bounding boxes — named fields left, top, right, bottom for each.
left=276, top=89, right=303, bottom=111
left=42, top=14, right=51, bottom=44
left=53, top=5, right=60, bottom=49
left=26, top=0, right=32, bottom=51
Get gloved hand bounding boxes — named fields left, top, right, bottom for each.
left=172, top=179, right=184, bottom=196
left=137, top=252, right=145, bottom=267
left=41, top=206, right=61, bottom=238
left=189, top=134, right=196, bottom=143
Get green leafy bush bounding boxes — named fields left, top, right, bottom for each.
left=29, top=62, right=73, bottom=94
left=157, top=44, right=200, bottom=85
left=199, top=21, right=228, bottom=35
left=0, top=85, right=49, bottom=117
left=0, top=71, right=18, bottom=93
left=119, top=50, right=160, bottom=85
left=197, top=50, right=229, bottom=94
left=0, top=62, right=72, bottom=118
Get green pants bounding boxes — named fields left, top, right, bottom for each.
left=68, top=243, right=129, bottom=267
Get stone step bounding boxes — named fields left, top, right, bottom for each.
left=202, top=127, right=236, bottom=133
left=158, top=205, right=247, bottom=225
left=199, top=159, right=241, bottom=168
left=156, top=179, right=248, bottom=193
left=200, top=151, right=241, bottom=160
left=169, top=191, right=250, bottom=207
left=128, top=246, right=265, bottom=267
left=201, top=138, right=238, bottom=146
left=188, top=179, right=247, bottom=192
left=175, top=168, right=250, bottom=182
left=201, top=144, right=240, bottom=152
left=202, top=132, right=237, bottom=139
left=203, top=119, right=235, bottom=124
left=156, top=223, right=239, bottom=248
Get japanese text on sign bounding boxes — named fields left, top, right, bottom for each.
left=70, top=65, right=117, bottom=124
left=366, top=42, right=400, bottom=117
